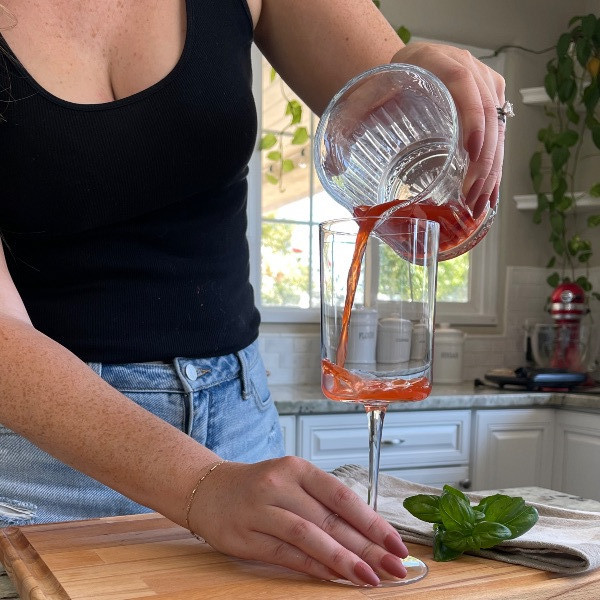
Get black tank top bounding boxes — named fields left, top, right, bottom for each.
left=0, top=0, right=261, bottom=362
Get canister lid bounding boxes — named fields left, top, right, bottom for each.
left=434, top=323, right=464, bottom=341
left=350, top=307, right=378, bottom=322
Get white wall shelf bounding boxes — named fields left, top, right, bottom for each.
left=520, top=86, right=551, bottom=106
left=513, top=192, right=599, bottom=211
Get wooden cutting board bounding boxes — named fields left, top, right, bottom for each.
left=1, top=513, right=599, bottom=600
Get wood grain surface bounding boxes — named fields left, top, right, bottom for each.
left=1, top=513, right=599, bottom=600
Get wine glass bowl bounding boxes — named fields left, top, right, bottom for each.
left=319, top=216, right=439, bottom=586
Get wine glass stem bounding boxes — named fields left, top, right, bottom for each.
left=366, top=406, right=387, bottom=511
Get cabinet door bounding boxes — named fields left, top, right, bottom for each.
left=472, top=409, right=554, bottom=491
left=553, top=411, right=600, bottom=501
left=297, top=410, right=470, bottom=472
left=278, top=415, right=297, bottom=456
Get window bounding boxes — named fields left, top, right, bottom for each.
left=247, top=43, right=504, bottom=325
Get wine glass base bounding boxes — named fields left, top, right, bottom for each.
left=330, top=556, right=428, bottom=587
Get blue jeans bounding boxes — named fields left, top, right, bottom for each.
left=0, top=340, right=284, bottom=526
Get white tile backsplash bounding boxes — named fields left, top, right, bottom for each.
left=259, top=265, right=600, bottom=385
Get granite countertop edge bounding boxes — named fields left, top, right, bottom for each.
left=272, top=382, right=600, bottom=415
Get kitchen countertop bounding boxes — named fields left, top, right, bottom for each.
left=3, top=384, right=599, bottom=598
left=272, top=382, right=600, bottom=414
left=3, top=485, right=600, bottom=599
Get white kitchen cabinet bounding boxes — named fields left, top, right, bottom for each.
left=295, top=410, right=470, bottom=486
left=278, top=415, right=297, bottom=456
left=553, top=411, right=600, bottom=501
left=471, top=409, right=554, bottom=491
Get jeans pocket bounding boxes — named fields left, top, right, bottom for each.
left=247, top=355, right=273, bottom=412
left=0, top=497, right=36, bottom=527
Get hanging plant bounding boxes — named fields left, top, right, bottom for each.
left=529, top=13, right=600, bottom=304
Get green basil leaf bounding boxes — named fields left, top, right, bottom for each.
left=433, top=528, right=465, bottom=561
left=403, top=494, right=442, bottom=524
left=472, top=521, right=513, bottom=549
left=442, top=485, right=470, bottom=502
left=480, top=495, right=525, bottom=522
left=439, top=492, right=476, bottom=532
left=473, top=509, right=486, bottom=522
left=266, top=151, right=281, bottom=161
left=441, top=529, right=472, bottom=553
left=480, top=495, right=539, bottom=538
left=506, top=506, right=539, bottom=538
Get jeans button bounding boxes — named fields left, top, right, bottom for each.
left=185, top=364, right=198, bottom=381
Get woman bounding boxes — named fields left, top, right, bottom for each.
left=0, top=0, right=505, bottom=587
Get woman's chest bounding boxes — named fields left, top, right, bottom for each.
left=1, top=0, right=187, bottom=103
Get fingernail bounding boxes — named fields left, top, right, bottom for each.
left=467, top=130, right=484, bottom=162
left=381, top=554, right=408, bottom=579
left=353, top=562, right=380, bottom=587
left=465, top=178, right=485, bottom=209
left=473, top=194, right=490, bottom=219
left=490, top=182, right=500, bottom=208
left=384, top=532, right=408, bottom=557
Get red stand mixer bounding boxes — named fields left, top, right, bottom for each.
left=549, top=282, right=588, bottom=372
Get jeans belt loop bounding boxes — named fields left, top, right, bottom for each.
left=236, top=348, right=252, bottom=400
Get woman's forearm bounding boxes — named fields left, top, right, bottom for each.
left=0, top=313, right=218, bottom=527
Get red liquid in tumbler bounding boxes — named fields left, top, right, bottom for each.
left=321, top=358, right=431, bottom=402
left=323, top=199, right=435, bottom=404
left=323, top=197, right=482, bottom=404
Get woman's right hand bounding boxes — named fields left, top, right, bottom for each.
left=187, top=457, right=409, bottom=586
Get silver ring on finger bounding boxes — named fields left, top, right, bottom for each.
left=496, top=101, right=515, bottom=124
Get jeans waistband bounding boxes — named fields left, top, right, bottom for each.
left=86, top=340, right=259, bottom=396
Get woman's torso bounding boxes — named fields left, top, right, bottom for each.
left=0, top=0, right=262, bottom=362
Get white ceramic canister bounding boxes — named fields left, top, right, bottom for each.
left=410, top=323, right=428, bottom=361
left=432, top=324, right=465, bottom=384
left=346, top=307, right=378, bottom=365
left=376, top=317, right=412, bottom=364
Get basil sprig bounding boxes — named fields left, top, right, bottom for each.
left=403, top=485, right=539, bottom=562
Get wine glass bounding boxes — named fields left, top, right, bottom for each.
left=319, top=215, right=439, bottom=586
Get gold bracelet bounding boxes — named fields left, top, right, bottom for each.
left=185, top=459, right=227, bottom=542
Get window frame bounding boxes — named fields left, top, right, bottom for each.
left=248, top=42, right=504, bottom=326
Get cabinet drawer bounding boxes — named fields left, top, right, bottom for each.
left=298, top=410, right=470, bottom=471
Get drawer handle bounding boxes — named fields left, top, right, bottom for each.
left=382, top=438, right=405, bottom=446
